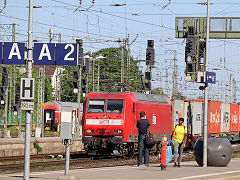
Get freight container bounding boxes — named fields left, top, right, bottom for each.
left=230, top=104, right=239, bottom=132
left=191, top=101, right=203, bottom=136
left=220, top=103, right=230, bottom=133
left=208, top=101, right=221, bottom=134
left=172, top=99, right=184, bottom=127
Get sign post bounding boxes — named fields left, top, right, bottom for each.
left=24, top=0, right=33, bottom=179
left=203, top=0, right=210, bottom=168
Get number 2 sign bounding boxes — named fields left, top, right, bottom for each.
left=55, top=43, right=77, bottom=65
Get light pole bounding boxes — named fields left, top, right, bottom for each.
left=203, top=0, right=210, bottom=168
left=96, top=55, right=105, bottom=92
left=83, top=55, right=105, bottom=93
left=24, top=0, right=33, bottom=179
left=83, top=55, right=92, bottom=97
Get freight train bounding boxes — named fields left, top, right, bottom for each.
left=82, top=92, right=240, bottom=156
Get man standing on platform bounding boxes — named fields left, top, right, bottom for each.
left=137, top=111, right=150, bottom=167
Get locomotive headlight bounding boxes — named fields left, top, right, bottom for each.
left=87, top=130, right=94, bottom=133
left=114, top=130, right=122, bottom=133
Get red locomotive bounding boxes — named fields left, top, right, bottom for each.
left=82, top=92, right=172, bottom=155
left=44, top=101, right=83, bottom=131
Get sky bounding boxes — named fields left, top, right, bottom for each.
left=1, top=0, right=240, bottom=102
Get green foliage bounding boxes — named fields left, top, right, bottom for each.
left=152, top=87, right=166, bottom=96
left=233, top=153, right=240, bottom=158
left=60, top=47, right=143, bottom=102
left=175, top=90, right=186, bottom=100
left=92, top=47, right=143, bottom=92
left=45, top=76, right=54, bottom=102
left=33, top=140, right=42, bottom=153
left=60, top=66, right=78, bottom=102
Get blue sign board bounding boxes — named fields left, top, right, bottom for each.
left=55, top=43, right=77, bottom=66
left=3, top=42, right=25, bottom=64
left=206, top=71, right=216, bottom=84
left=34, top=43, right=55, bottom=65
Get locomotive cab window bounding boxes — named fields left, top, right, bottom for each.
left=106, top=99, right=124, bottom=113
left=88, top=99, right=105, bottom=113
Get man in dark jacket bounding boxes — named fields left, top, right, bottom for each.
left=137, top=111, right=150, bottom=167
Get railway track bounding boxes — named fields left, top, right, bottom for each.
left=0, top=151, right=85, bottom=162
left=0, top=154, right=52, bottom=162
left=0, top=158, right=91, bottom=171
left=0, top=144, right=240, bottom=173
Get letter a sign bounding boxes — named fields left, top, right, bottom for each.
left=20, top=78, right=35, bottom=100
left=3, top=42, right=25, bottom=64
left=33, top=43, right=55, bottom=65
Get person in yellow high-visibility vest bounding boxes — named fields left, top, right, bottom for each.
left=172, top=117, right=187, bottom=167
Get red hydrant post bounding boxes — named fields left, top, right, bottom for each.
left=161, top=136, right=167, bottom=170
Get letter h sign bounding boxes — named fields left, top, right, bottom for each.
left=20, top=78, right=35, bottom=100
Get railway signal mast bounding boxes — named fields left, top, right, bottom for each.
left=145, top=40, right=155, bottom=94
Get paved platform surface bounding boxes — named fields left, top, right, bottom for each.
left=1, top=158, right=240, bottom=180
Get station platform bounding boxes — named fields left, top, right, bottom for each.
left=1, top=158, right=240, bottom=180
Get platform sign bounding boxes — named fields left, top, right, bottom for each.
left=0, top=42, right=77, bottom=65
left=55, top=43, right=77, bottom=66
left=3, top=42, right=25, bottom=64
left=21, top=101, right=34, bottom=111
left=206, top=71, right=216, bottom=84
left=20, top=78, right=35, bottom=100
left=33, top=43, right=55, bottom=65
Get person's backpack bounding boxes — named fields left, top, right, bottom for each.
left=145, top=131, right=155, bottom=147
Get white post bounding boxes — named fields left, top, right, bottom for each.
left=203, top=0, right=210, bottom=168
left=24, top=0, right=33, bottom=179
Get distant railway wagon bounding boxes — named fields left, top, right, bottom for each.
left=44, top=101, right=83, bottom=131
left=82, top=92, right=172, bottom=155
left=182, top=100, right=240, bottom=146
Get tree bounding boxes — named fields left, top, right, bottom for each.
left=45, top=76, right=54, bottom=102
left=60, top=47, right=143, bottom=102
left=92, top=47, right=143, bottom=92
left=151, top=87, right=166, bottom=96
left=174, top=90, right=186, bottom=100
left=60, top=66, right=78, bottom=102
